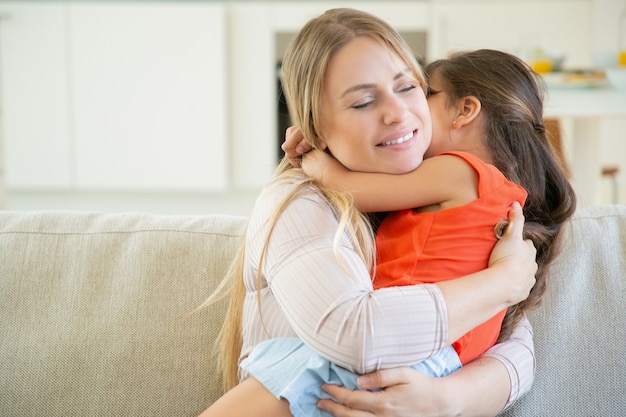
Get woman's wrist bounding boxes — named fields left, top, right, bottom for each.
left=486, top=260, right=533, bottom=306
left=438, top=268, right=512, bottom=344
left=428, top=376, right=462, bottom=417
left=434, top=356, right=511, bottom=417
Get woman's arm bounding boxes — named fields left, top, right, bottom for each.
left=251, top=181, right=536, bottom=373
left=318, top=358, right=512, bottom=417
left=482, top=314, right=535, bottom=410
left=247, top=180, right=449, bottom=372
left=317, top=315, right=535, bottom=417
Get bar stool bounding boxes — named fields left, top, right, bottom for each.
left=544, top=118, right=571, bottom=178
left=602, top=165, right=620, bottom=204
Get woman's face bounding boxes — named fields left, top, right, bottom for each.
left=425, top=70, right=458, bottom=158
left=318, top=36, right=431, bottom=174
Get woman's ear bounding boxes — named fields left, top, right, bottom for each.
left=451, top=96, right=481, bottom=129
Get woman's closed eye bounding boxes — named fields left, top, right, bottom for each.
left=351, top=84, right=418, bottom=110
left=351, top=96, right=375, bottom=110
left=397, top=83, right=418, bottom=94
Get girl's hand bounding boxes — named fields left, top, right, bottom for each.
left=281, top=126, right=312, bottom=167
left=301, top=149, right=345, bottom=184
left=489, top=201, right=537, bottom=305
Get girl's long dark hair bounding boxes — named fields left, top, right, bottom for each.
left=425, top=49, right=577, bottom=341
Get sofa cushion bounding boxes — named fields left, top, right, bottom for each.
left=503, top=204, right=626, bottom=416
left=0, top=211, right=247, bottom=417
left=1, top=204, right=625, bottom=416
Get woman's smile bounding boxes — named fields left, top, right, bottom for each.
left=378, top=130, right=416, bottom=147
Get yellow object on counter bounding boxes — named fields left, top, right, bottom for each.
left=619, top=51, right=626, bottom=67
left=532, top=60, right=553, bottom=74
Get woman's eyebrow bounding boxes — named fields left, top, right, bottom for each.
left=340, top=68, right=412, bottom=98
left=340, top=83, right=376, bottom=98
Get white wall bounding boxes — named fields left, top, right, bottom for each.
left=3, top=0, right=625, bottom=214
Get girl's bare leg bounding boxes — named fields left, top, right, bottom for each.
left=198, top=377, right=293, bottom=417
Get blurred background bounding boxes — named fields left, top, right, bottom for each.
left=0, top=0, right=625, bottom=216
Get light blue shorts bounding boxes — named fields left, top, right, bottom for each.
left=241, top=337, right=462, bottom=417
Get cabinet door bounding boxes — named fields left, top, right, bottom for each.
left=228, top=4, right=276, bottom=188
left=69, top=3, right=227, bottom=191
left=431, top=0, right=592, bottom=68
left=0, top=2, right=71, bottom=189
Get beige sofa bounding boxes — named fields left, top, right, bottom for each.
left=1, top=204, right=625, bottom=416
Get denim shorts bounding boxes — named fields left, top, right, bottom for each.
left=241, top=337, right=462, bottom=417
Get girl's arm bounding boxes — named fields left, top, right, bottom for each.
left=302, top=150, right=478, bottom=212
left=281, top=125, right=311, bottom=167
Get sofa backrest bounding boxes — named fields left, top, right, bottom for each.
left=503, top=204, right=626, bottom=416
left=1, top=205, right=625, bottom=416
left=0, top=211, right=247, bottom=416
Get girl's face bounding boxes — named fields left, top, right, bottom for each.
left=318, top=36, right=431, bottom=174
left=424, top=70, right=458, bottom=158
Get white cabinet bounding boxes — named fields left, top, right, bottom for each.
left=69, top=3, right=227, bottom=191
left=0, top=0, right=605, bottom=198
left=0, top=2, right=227, bottom=191
left=227, top=3, right=276, bottom=189
left=0, top=3, right=71, bottom=189
left=430, top=0, right=593, bottom=68
left=267, top=2, right=432, bottom=32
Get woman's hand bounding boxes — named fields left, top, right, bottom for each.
left=281, top=126, right=312, bottom=167
left=437, top=201, right=537, bottom=343
left=488, top=201, right=537, bottom=306
left=317, top=367, right=451, bottom=417
left=317, top=355, right=515, bottom=417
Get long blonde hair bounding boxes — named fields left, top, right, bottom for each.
left=205, top=8, right=426, bottom=391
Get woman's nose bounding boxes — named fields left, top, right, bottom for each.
left=382, top=96, right=408, bottom=125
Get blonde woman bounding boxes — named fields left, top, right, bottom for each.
left=201, top=9, right=538, bottom=417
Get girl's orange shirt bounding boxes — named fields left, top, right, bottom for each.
left=373, top=151, right=527, bottom=365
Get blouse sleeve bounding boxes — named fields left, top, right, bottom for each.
left=245, top=180, right=449, bottom=374
left=482, top=314, right=535, bottom=410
